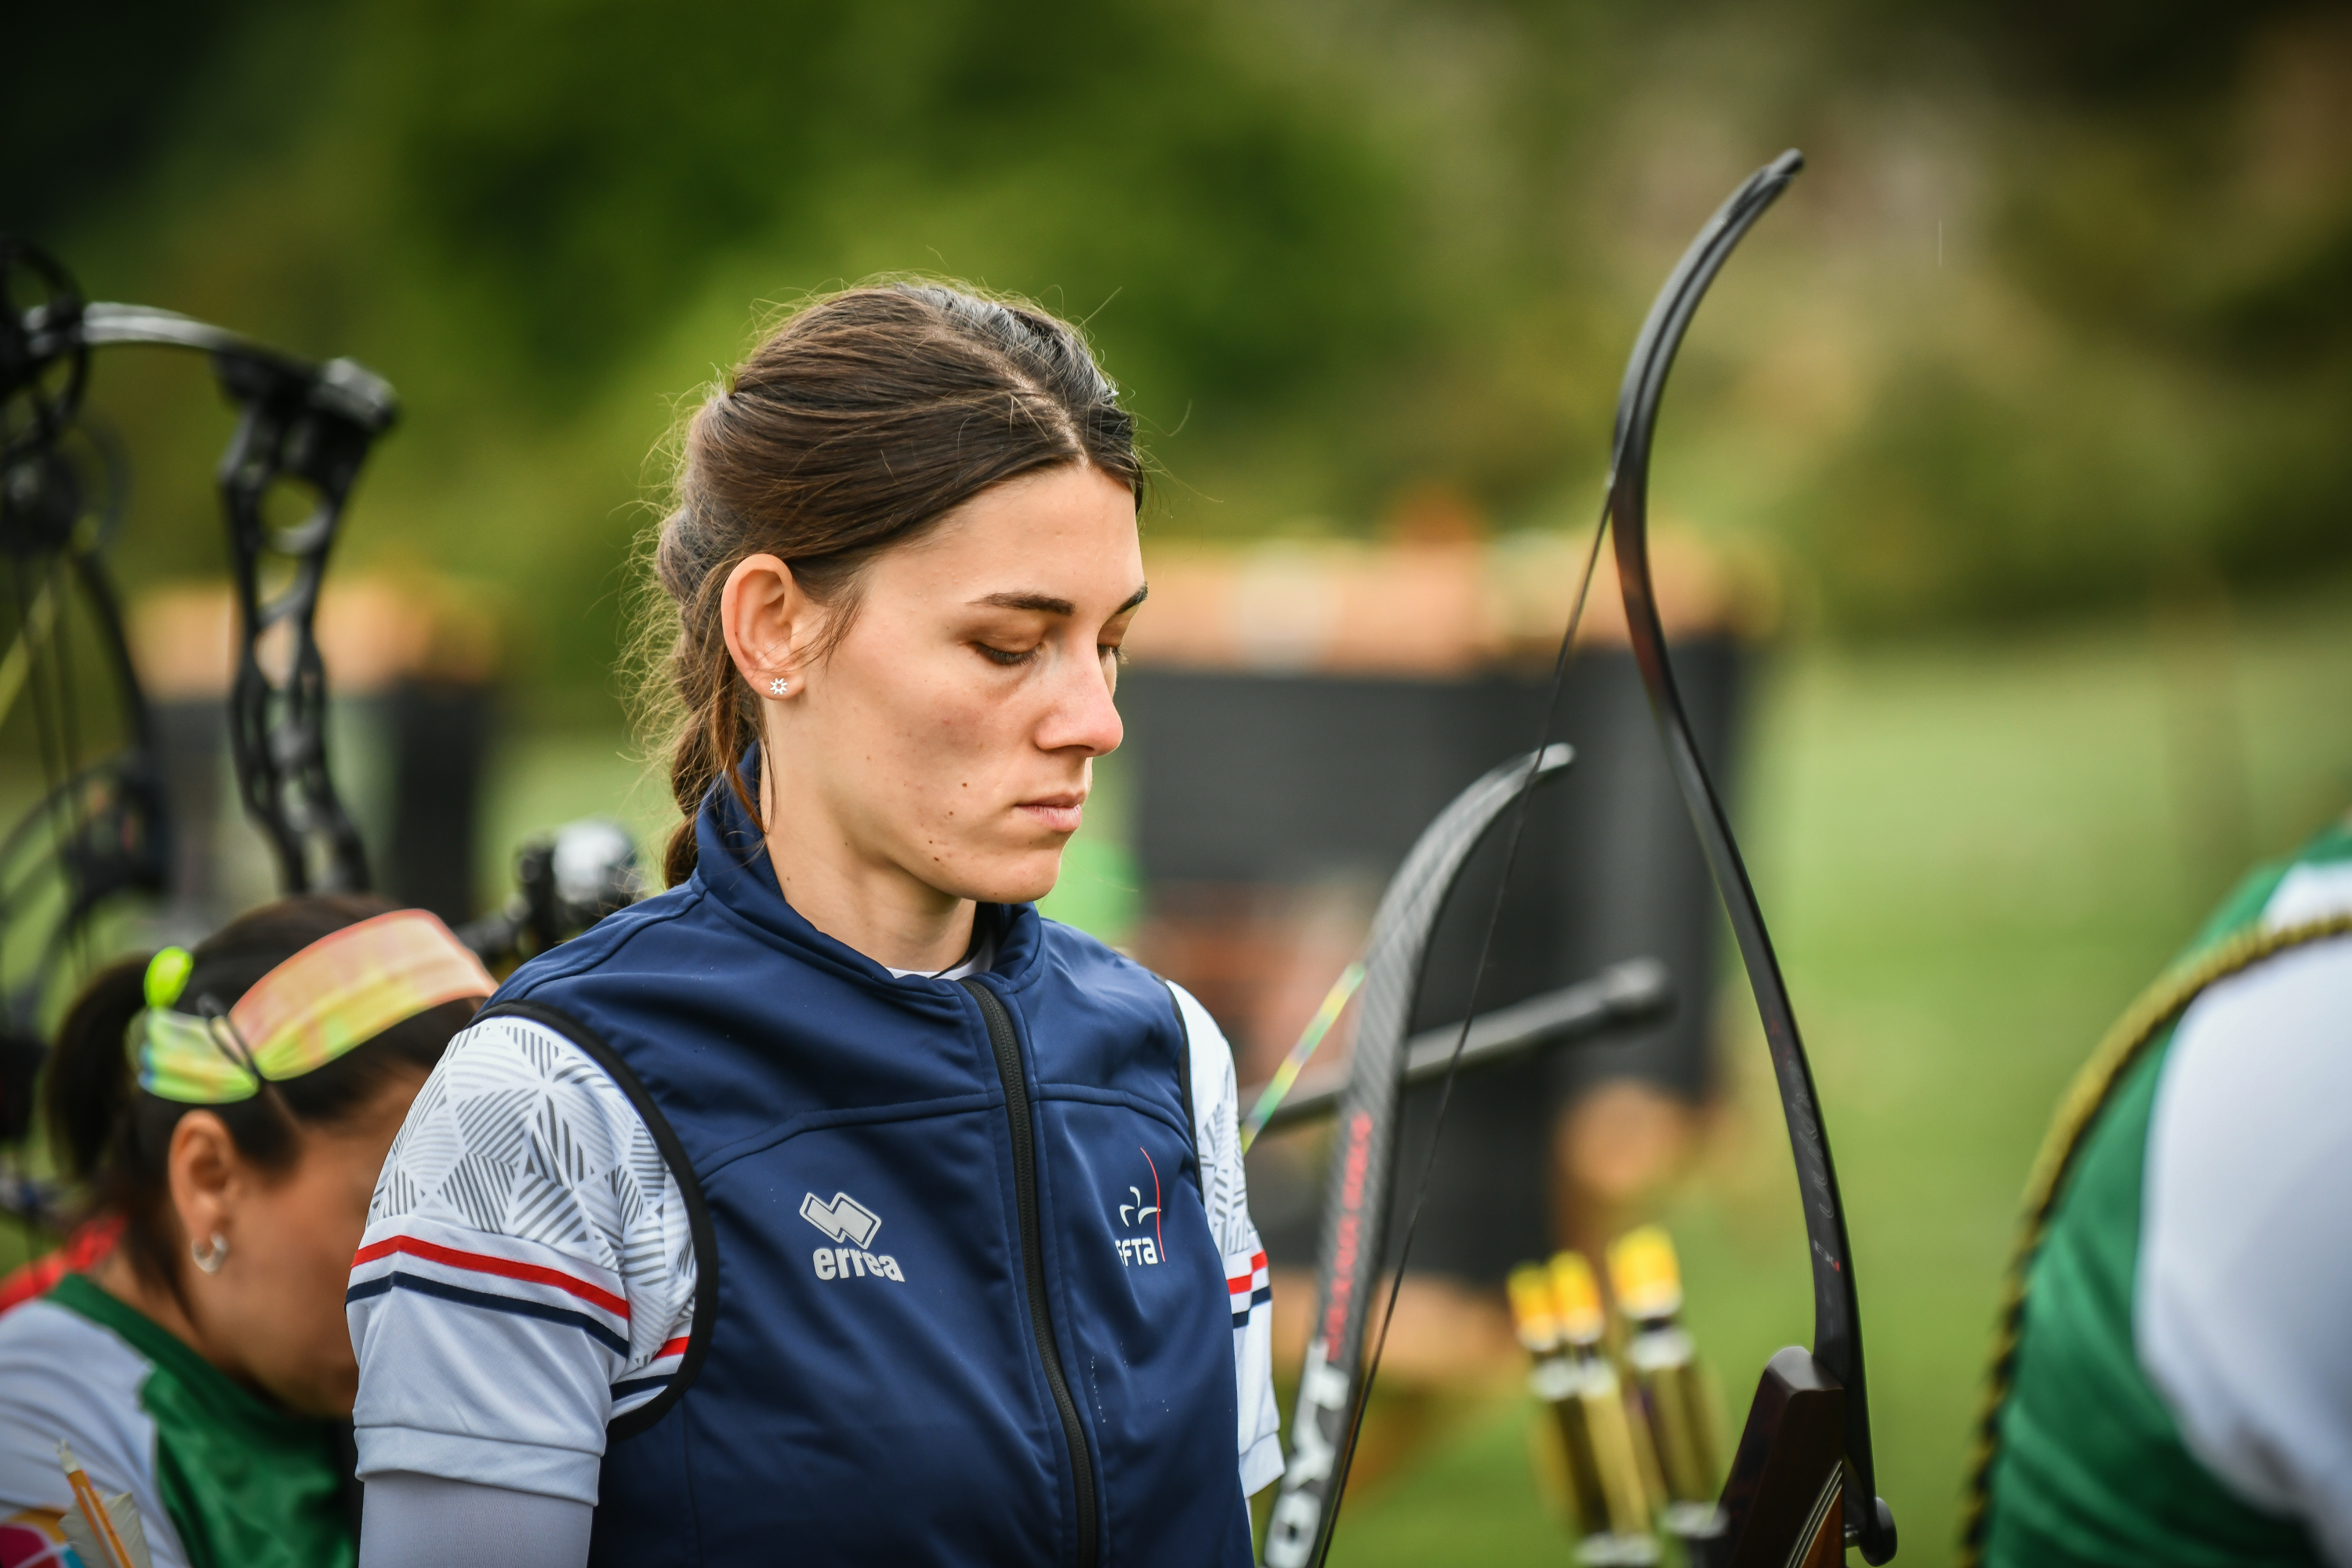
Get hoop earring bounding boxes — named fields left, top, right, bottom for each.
left=191, top=1233, right=228, bottom=1274
left=769, top=677, right=789, bottom=696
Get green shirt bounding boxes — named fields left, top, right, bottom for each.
left=1981, top=824, right=2352, bottom=1566
left=46, top=1274, right=354, bottom=1568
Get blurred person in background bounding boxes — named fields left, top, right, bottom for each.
left=347, top=285, right=1279, bottom=1568
left=0, top=898, right=492, bottom=1568
left=1975, top=815, right=2352, bottom=1566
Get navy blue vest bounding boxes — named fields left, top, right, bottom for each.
left=487, top=785, right=1253, bottom=1566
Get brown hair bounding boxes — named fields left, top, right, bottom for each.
left=639, top=282, right=1143, bottom=887
left=45, top=895, right=477, bottom=1301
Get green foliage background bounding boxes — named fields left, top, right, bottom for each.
left=12, top=0, right=2352, bottom=715
left=10, top=6, right=2352, bottom=1552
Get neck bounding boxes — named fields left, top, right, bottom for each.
left=90, top=1241, right=231, bottom=1376
left=757, top=768, right=978, bottom=974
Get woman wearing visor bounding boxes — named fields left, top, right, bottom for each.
left=0, top=898, right=493, bottom=1568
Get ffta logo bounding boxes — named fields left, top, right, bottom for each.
left=1113, top=1149, right=1164, bottom=1267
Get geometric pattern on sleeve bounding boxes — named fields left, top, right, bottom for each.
left=362, top=1015, right=697, bottom=1412
left=1168, top=982, right=1284, bottom=1492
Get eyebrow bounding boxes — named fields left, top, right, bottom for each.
left=973, top=584, right=1149, bottom=616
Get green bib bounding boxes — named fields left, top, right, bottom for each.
left=49, top=1273, right=354, bottom=1568
left=1978, top=823, right=2352, bottom=1566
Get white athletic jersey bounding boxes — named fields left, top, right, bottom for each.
left=2140, top=859, right=2352, bottom=1566
left=0, top=1300, right=190, bottom=1568
left=350, top=971, right=1282, bottom=1507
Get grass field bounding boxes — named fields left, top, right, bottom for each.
left=1318, top=584, right=2352, bottom=1565
left=9, top=583, right=2350, bottom=1564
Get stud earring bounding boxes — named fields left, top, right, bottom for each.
left=191, top=1232, right=228, bottom=1274
left=769, top=677, right=789, bottom=696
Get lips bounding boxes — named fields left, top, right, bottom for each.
left=1016, top=794, right=1085, bottom=834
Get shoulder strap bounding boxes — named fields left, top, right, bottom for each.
left=1960, top=912, right=2352, bottom=1563
left=1159, top=979, right=1202, bottom=1194
left=473, top=999, right=719, bottom=1440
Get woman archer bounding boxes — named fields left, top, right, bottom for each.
left=349, top=284, right=1282, bottom=1567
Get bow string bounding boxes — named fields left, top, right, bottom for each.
left=1272, top=148, right=1896, bottom=1568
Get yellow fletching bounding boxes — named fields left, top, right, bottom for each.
left=1508, top=1264, right=1561, bottom=1349
left=1608, top=1224, right=1684, bottom=1320
left=1547, top=1250, right=1605, bottom=1344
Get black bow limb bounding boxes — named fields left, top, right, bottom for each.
left=1609, top=150, right=1896, bottom=1566
left=1264, top=742, right=1578, bottom=1568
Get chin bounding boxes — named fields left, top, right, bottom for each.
left=960, top=845, right=1066, bottom=907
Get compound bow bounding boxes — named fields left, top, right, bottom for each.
left=0, top=237, right=396, bottom=1143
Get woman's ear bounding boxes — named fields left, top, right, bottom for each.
left=720, top=553, right=817, bottom=693
left=168, top=1110, right=243, bottom=1256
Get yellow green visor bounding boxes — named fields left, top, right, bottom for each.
left=138, top=909, right=495, bottom=1104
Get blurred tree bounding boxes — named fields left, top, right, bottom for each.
left=377, top=0, right=1429, bottom=418
left=0, top=0, right=260, bottom=237
left=1788, top=4, right=2352, bottom=627
left=9, top=0, right=2349, bottom=695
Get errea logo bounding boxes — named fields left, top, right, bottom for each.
left=802, top=1191, right=904, bottom=1283
left=1113, top=1149, right=1165, bottom=1268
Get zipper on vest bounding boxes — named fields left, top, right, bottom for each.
left=962, top=978, right=1099, bottom=1568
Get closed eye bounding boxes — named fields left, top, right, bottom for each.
left=976, top=641, right=1040, bottom=667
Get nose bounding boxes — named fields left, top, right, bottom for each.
left=1038, top=640, right=1124, bottom=757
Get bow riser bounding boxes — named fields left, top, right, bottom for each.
left=3, top=245, right=397, bottom=902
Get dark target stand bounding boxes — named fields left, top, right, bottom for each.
left=1122, top=641, right=1748, bottom=1281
